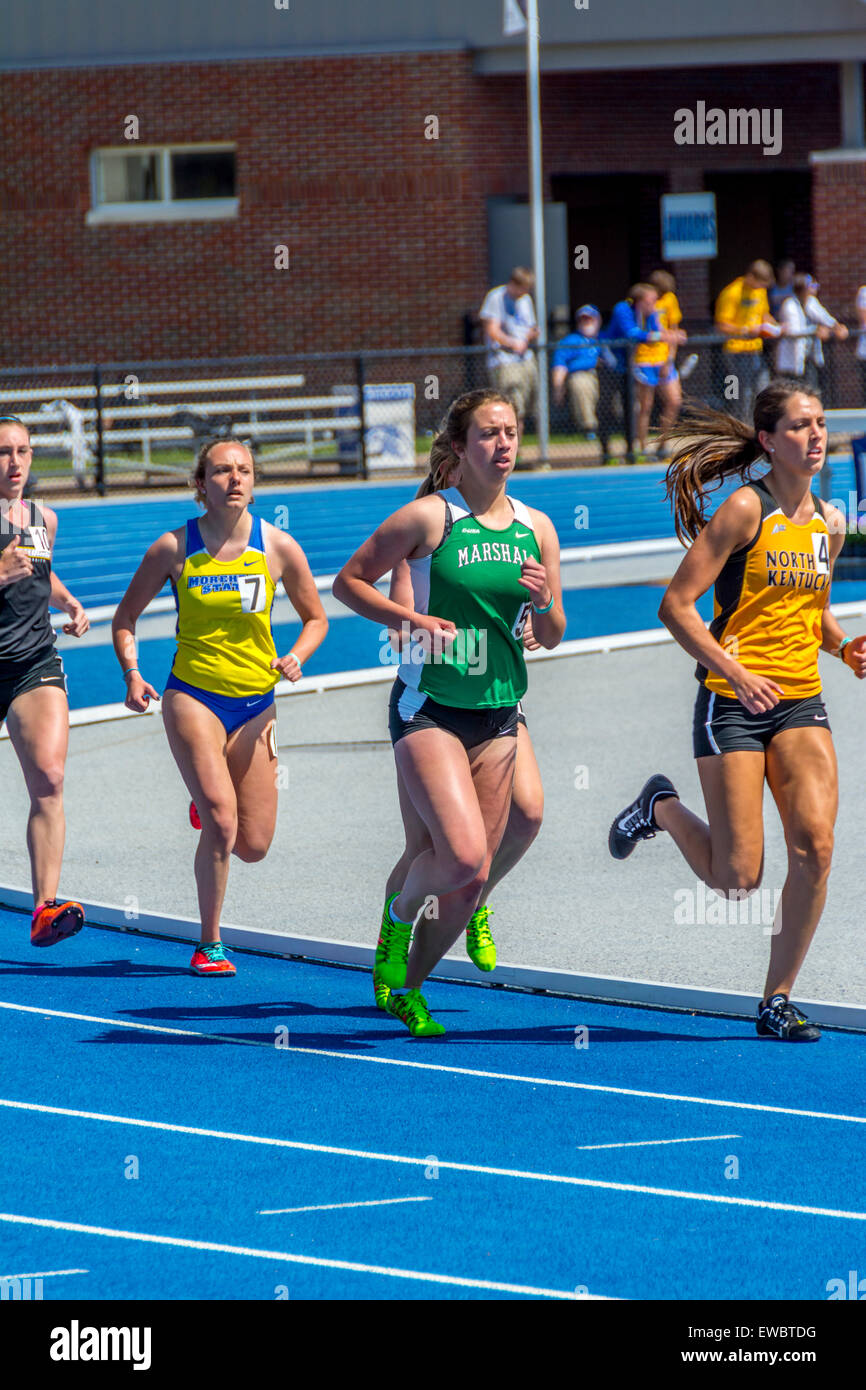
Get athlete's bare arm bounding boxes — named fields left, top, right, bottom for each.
left=42, top=507, right=89, bottom=638
left=333, top=498, right=456, bottom=639
left=819, top=503, right=866, bottom=676
left=263, top=522, right=328, bottom=682
left=659, top=487, right=785, bottom=714
left=112, top=528, right=183, bottom=710
left=522, top=509, right=565, bottom=649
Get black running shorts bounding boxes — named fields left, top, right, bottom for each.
left=0, top=647, right=67, bottom=725
left=693, top=683, right=830, bottom=758
left=389, top=677, right=520, bottom=750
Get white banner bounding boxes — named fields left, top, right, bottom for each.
left=503, top=0, right=527, bottom=36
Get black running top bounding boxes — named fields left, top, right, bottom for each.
left=0, top=501, right=55, bottom=668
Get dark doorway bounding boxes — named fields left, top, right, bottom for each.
left=550, top=173, right=666, bottom=320
left=703, top=169, right=813, bottom=304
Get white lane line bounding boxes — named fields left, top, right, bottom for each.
left=2, top=1099, right=864, bottom=1222
left=258, top=1196, right=432, bottom=1216
left=0, top=1268, right=88, bottom=1279
left=578, top=1135, right=741, bottom=1151
left=0, top=1213, right=593, bottom=1300
left=2, top=1000, right=865, bottom=1125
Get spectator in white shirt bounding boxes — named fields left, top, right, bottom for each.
left=479, top=267, right=539, bottom=430
left=775, top=274, right=848, bottom=386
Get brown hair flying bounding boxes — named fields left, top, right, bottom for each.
left=663, top=379, right=823, bottom=544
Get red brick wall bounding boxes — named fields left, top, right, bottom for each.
left=812, top=157, right=866, bottom=320
left=0, top=54, right=843, bottom=363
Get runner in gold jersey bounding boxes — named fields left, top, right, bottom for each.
left=608, top=380, right=866, bottom=1042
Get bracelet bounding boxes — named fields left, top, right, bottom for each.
left=122, top=667, right=139, bottom=678
left=286, top=652, right=302, bottom=674
left=836, top=637, right=852, bottom=662
left=532, top=594, right=555, bottom=615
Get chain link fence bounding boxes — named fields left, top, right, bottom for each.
left=1, top=331, right=864, bottom=494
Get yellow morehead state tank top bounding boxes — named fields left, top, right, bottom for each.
left=698, top=477, right=831, bottom=701
left=171, top=515, right=279, bottom=698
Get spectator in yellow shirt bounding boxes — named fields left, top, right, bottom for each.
left=715, top=259, right=778, bottom=420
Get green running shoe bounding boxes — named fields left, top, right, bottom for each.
left=375, top=892, right=413, bottom=989
left=385, top=988, right=445, bottom=1038
left=466, top=904, right=496, bottom=972
left=373, top=966, right=391, bottom=1011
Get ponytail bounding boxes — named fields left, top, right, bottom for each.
left=663, top=379, right=822, bottom=544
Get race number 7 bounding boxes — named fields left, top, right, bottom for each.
left=238, top=575, right=267, bottom=613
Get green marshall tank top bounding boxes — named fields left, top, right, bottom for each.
left=398, top=486, right=542, bottom=709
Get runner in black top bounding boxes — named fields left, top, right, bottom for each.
left=0, top=416, right=90, bottom=945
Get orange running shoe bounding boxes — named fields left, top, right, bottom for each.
left=31, top=900, right=85, bottom=948
left=190, top=941, right=236, bottom=976
left=189, top=800, right=202, bottom=830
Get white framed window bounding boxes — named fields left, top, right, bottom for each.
left=87, top=144, right=238, bottom=225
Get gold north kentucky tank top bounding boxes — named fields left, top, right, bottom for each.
left=697, top=477, right=831, bottom=701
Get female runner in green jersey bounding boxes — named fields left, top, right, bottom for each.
left=334, top=390, right=565, bottom=1036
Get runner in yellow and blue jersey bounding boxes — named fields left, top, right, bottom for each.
left=608, top=381, right=866, bottom=1042
left=113, top=437, right=327, bottom=976
left=334, top=390, right=565, bottom=1036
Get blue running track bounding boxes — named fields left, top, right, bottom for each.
left=1, top=909, right=863, bottom=1301
left=50, top=459, right=859, bottom=611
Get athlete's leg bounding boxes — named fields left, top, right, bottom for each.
left=484, top=721, right=543, bottom=896
left=388, top=721, right=542, bottom=901
left=162, top=688, right=238, bottom=944
left=405, top=733, right=516, bottom=988
left=227, top=710, right=278, bottom=863
left=761, top=727, right=837, bottom=1001
left=5, top=686, right=69, bottom=904
left=653, top=751, right=766, bottom=894
left=391, top=728, right=492, bottom=926
left=636, top=382, right=654, bottom=453
left=657, top=372, right=682, bottom=435
left=384, top=771, right=429, bottom=898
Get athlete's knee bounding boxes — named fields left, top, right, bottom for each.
left=507, top=797, right=543, bottom=847
left=29, top=761, right=65, bottom=801
left=233, top=839, right=269, bottom=864
left=440, top=842, right=486, bottom=891
left=716, top=861, right=763, bottom=896
left=200, top=804, right=237, bottom=853
left=789, top=830, right=834, bottom=884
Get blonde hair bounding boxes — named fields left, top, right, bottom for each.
left=417, top=390, right=517, bottom=497
left=191, top=436, right=257, bottom=506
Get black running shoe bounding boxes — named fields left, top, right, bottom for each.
left=756, top=994, right=821, bottom=1043
left=608, top=774, right=679, bottom=860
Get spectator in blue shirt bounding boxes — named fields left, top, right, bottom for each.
left=597, top=284, right=685, bottom=461
left=551, top=305, right=601, bottom=438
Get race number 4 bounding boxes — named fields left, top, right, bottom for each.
left=238, top=574, right=267, bottom=613
left=811, top=532, right=830, bottom=575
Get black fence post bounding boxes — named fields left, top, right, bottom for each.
left=623, top=341, right=636, bottom=464
left=356, top=354, right=368, bottom=479
left=94, top=364, right=106, bottom=495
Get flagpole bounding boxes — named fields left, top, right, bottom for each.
left=525, top=0, right=549, bottom=466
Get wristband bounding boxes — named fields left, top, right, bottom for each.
left=836, top=637, right=852, bottom=662
left=122, top=667, right=139, bottom=678
left=286, top=652, right=302, bottom=674
left=532, top=594, right=554, bottom=615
